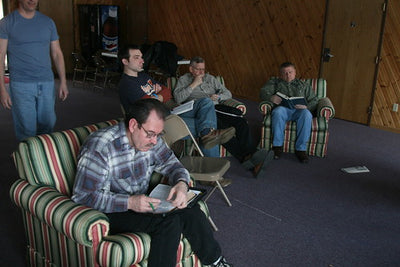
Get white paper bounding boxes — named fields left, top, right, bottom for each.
left=341, top=166, right=370, bottom=174
left=171, top=100, right=194, bottom=115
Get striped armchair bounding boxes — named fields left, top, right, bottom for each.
left=10, top=120, right=210, bottom=266
left=258, top=78, right=335, bottom=157
left=168, top=76, right=246, bottom=157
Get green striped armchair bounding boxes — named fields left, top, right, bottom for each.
left=167, top=76, right=246, bottom=157
left=10, top=120, right=210, bottom=266
left=258, top=78, right=335, bottom=157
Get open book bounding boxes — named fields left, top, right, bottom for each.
left=276, top=92, right=307, bottom=109
left=148, top=184, right=205, bottom=214
left=170, top=100, right=194, bottom=115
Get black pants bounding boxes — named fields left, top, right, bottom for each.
left=217, top=113, right=257, bottom=161
left=106, top=204, right=221, bottom=267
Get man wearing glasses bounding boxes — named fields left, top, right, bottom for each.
left=72, top=99, right=232, bottom=267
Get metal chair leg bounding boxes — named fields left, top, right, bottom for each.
left=215, top=180, right=232, bottom=207
left=208, top=216, right=218, bottom=231
left=203, top=180, right=232, bottom=207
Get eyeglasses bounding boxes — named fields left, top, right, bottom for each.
left=139, top=124, right=165, bottom=139
left=192, top=66, right=205, bottom=71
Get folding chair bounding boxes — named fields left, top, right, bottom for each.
left=91, top=54, right=121, bottom=91
left=71, top=52, right=95, bottom=87
left=162, top=114, right=232, bottom=207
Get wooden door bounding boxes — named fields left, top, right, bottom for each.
left=320, top=0, right=387, bottom=124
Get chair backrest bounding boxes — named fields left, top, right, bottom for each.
left=92, top=54, right=107, bottom=68
left=162, top=114, right=204, bottom=156
left=169, top=76, right=225, bottom=92
left=72, top=52, right=89, bottom=68
left=303, top=78, right=327, bottom=98
left=12, top=120, right=120, bottom=196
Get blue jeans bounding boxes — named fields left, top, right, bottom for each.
left=10, top=81, right=56, bottom=141
left=271, top=106, right=312, bottom=151
left=179, top=98, right=219, bottom=157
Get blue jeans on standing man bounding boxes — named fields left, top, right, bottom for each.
left=271, top=106, right=312, bottom=151
left=179, top=97, right=219, bottom=157
left=9, top=80, right=56, bottom=141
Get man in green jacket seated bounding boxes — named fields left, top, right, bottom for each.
left=260, top=62, right=319, bottom=163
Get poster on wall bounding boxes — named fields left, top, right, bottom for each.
left=100, top=5, right=119, bottom=52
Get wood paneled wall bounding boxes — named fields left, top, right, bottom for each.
left=2, top=0, right=399, bottom=132
left=370, top=0, right=400, bottom=133
left=147, top=0, right=326, bottom=101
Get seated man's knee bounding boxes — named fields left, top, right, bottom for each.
left=272, top=106, right=286, bottom=120
left=197, top=97, right=214, bottom=108
left=299, top=109, right=313, bottom=120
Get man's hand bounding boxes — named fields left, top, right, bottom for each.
left=58, top=82, right=69, bottom=101
left=154, top=83, right=162, bottom=93
left=128, top=194, right=161, bottom=213
left=0, top=89, right=12, bottom=109
left=294, top=104, right=307, bottom=109
left=190, top=74, right=204, bottom=89
left=152, top=94, right=164, bottom=102
left=210, top=94, right=219, bottom=101
left=167, top=181, right=188, bottom=209
left=271, top=94, right=282, bottom=105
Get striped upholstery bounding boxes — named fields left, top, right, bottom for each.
left=10, top=120, right=208, bottom=266
left=168, top=76, right=247, bottom=157
left=258, top=78, right=335, bottom=157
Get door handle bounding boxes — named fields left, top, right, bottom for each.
left=323, top=48, right=334, bottom=62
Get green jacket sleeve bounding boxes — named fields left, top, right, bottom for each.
left=260, top=77, right=279, bottom=107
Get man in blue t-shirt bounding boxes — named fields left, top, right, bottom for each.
left=0, top=0, right=68, bottom=141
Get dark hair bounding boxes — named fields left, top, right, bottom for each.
left=118, top=44, right=142, bottom=63
left=190, top=56, right=205, bottom=67
left=280, top=62, right=295, bottom=70
left=124, top=98, right=168, bottom=127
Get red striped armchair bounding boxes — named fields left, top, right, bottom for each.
left=258, top=78, right=335, bottom=157
left=10, top=120, right=210, bottom=266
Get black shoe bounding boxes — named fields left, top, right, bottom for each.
left=295, top=150, right=309, bottom=163
left=251, top=150, right=274, bottom=178
left=272, top=146, right=283, bottom=159
left=212, top=256, right=233, bottom=267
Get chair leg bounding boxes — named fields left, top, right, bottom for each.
left=208, top=216, right=218, bottom=231
left=72, top=69, right=77, bottom=85
left=215, top=180, right=232, bottom=207
left=203, top=180, right=232, bottom=207
left=204, top=186, right=218, bottom=202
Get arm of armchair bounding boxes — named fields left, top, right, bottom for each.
left=10, top=179, right=110, bottom=247
left=219, top=98, right=247, bottom=115
left=258, top=100, right=273, bottom=116
left=316, top=97, right=335, bottom=120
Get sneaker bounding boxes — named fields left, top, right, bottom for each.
left=272, top=146, right=283, bottom=159
left=212, top=256, right=233, bottom=267
left=201, top=127, right=235, bottom=149
left=295, top=150, right=309, bottom=163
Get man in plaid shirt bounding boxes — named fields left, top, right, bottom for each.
left=72, top=99, right=232, bottom=267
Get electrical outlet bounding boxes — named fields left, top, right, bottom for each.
left=393, top=103, right=399, bottom=112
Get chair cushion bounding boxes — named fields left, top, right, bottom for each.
left=180, top=156, right=230, bottom=181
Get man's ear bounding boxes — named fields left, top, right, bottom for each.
left=128, top=118, right=139, bottom=132
left=122, top=58, right=129, bottom=66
